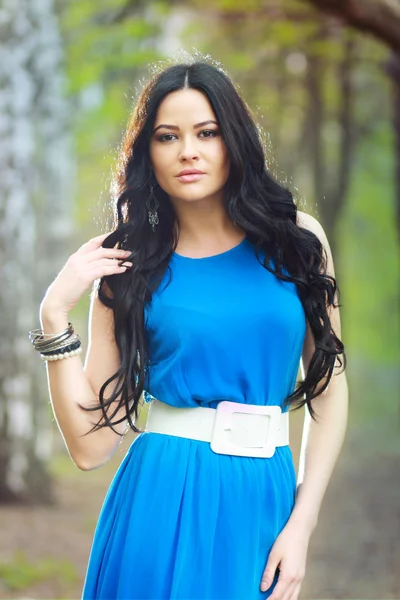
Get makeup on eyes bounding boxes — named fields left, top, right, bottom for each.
left=155, top=129, right=220, bottom=142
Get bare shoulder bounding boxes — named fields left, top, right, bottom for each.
left=296, top=210, right=328, bottom=245
left=296, top=210, right=336, bottom=281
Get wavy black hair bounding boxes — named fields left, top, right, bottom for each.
left=79, top=58, right=346, bottom=437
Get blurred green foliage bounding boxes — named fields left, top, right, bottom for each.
left=0, top=550, right=79, bottom=593
left=57, top=0, right=398, bottom=432
left=341, top=126, right=398, bottom=362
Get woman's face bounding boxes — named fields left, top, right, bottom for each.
left=149, top=88, right=230, bottom=206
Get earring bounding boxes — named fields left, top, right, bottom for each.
left=146, top=185, right=159, bottom=232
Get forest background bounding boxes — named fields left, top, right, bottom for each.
left=0, top=0, right=399, bottom=598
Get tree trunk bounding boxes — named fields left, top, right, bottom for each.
left=305, top=46, right=326, bottom=213
left=305, top=0, right=400, bottom=241
left=387, top=52, right=400, bottom=241
left=0, top=0, right=74, bottom=505
left=304, top=0, right=400, bottom=52
left=302, top=27, right=356, bottom=253
left=325, top=32, right=356, bottom=229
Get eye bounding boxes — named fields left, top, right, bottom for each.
left=157, top=133, right=177, bottom=142
left=199, top=129, right=219, bottom=139
left=155, top=129, right=220, bottom=142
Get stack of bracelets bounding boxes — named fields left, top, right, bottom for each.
left=28, top=322, right=82, bottom=362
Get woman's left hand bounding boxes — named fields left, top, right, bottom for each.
left=260, top=516, right=313, bottom=599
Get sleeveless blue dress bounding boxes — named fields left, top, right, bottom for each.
left=82, top=236, right=307, bottom=599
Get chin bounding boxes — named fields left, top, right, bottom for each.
left=172, top=188, right=223, bottom=204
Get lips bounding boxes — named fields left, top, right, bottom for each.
left=177, top=169, right=205, bottom=176
left=177, top=173, right=204, bottom=183
left=176, top=169, right=205, bottom=183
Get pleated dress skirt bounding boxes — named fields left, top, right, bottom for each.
left=81, top=426, right=297, bottom=599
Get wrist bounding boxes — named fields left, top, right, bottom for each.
left=289, top=507, right=318, bottom=535
left=40, top=302, right=69, bottom=333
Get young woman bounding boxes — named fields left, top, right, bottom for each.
left=34, top=59, right=348, bottom=600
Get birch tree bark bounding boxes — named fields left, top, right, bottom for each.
left=0, top=0, right=74, bottom=504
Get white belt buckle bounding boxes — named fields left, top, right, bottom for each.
left=210, top=401, right=282, bottom=458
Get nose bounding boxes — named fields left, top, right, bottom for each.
left=178, top=135, right=200, bottom=162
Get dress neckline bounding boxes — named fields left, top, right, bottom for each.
left=172, top=235, right=247, bottom=261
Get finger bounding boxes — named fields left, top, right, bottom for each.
left=85, top=248, right=132, bottom=263
left=281, top=580, right=297, bottom=600
left=76, top=232, right=114, bottom=255
left=87, top=264, right=130, bottom=280
left=88, top=258, right=133, bottom=269
left=261, top=561, right=280, bottom=592
left=288, top=582, right=302, bottom=600
left=268, top=574, right=292, bottom=600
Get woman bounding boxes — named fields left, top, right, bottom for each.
left=33, top=59, right=349, bottom=600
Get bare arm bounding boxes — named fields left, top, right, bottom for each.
left=259, top=211, right=349, bottom=595
left=40, top=233, right=134, bottom=471
left=290, top=211, right=349, bottom=532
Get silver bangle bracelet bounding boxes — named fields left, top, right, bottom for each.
left=40, top=334, right=81, bottom=354
left=32, top=330, right=75, bottom=352
left=29, top=322, right=74, bottom=350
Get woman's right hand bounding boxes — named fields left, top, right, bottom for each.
left=40, top=232, right=132, bottom=319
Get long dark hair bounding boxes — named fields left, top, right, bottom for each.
left=79, top=59, right=346, bottom=436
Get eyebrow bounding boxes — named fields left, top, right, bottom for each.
left=153, top=120, right=218, bottom=134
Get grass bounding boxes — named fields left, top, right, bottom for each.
left=0, top=550, right=79, bottom=594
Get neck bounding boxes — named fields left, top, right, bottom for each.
left=171, top=196, right=240, bottom=245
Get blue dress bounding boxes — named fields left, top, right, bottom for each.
left=82, top=236, right=307, bottom=599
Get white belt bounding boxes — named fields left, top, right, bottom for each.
left=145, top=399, right=289, bottom=458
